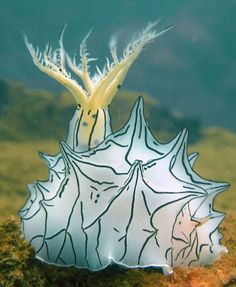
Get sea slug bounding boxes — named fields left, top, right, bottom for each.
left=19, top=22, right=229, bottom=274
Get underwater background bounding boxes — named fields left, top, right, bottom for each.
left=0, top=0, right=236, bottom=131
left=0, top=0, right=236, bottom=286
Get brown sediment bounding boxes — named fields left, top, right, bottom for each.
left=0, top=216, right=45, bottom=287
left=0, top=213, right=235, bottom=287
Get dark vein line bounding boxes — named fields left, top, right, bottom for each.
left=88, top=109, right=99, bottom=149
left=95, top=219, right=102, bottom=266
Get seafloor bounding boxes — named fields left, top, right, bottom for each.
left=0, top=128, right=236, bottom=287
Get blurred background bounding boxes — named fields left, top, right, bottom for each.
left=0, top=0, right=236, bottom=221
left=0, top=0, right=236, bottom=132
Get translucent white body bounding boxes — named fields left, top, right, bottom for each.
left=19, top=98, right=228, bottom=273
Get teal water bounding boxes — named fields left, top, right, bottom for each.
left=0, top=0, right=236, bottom=131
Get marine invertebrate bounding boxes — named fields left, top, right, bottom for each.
left=19, top=23, right=229, bottom=274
